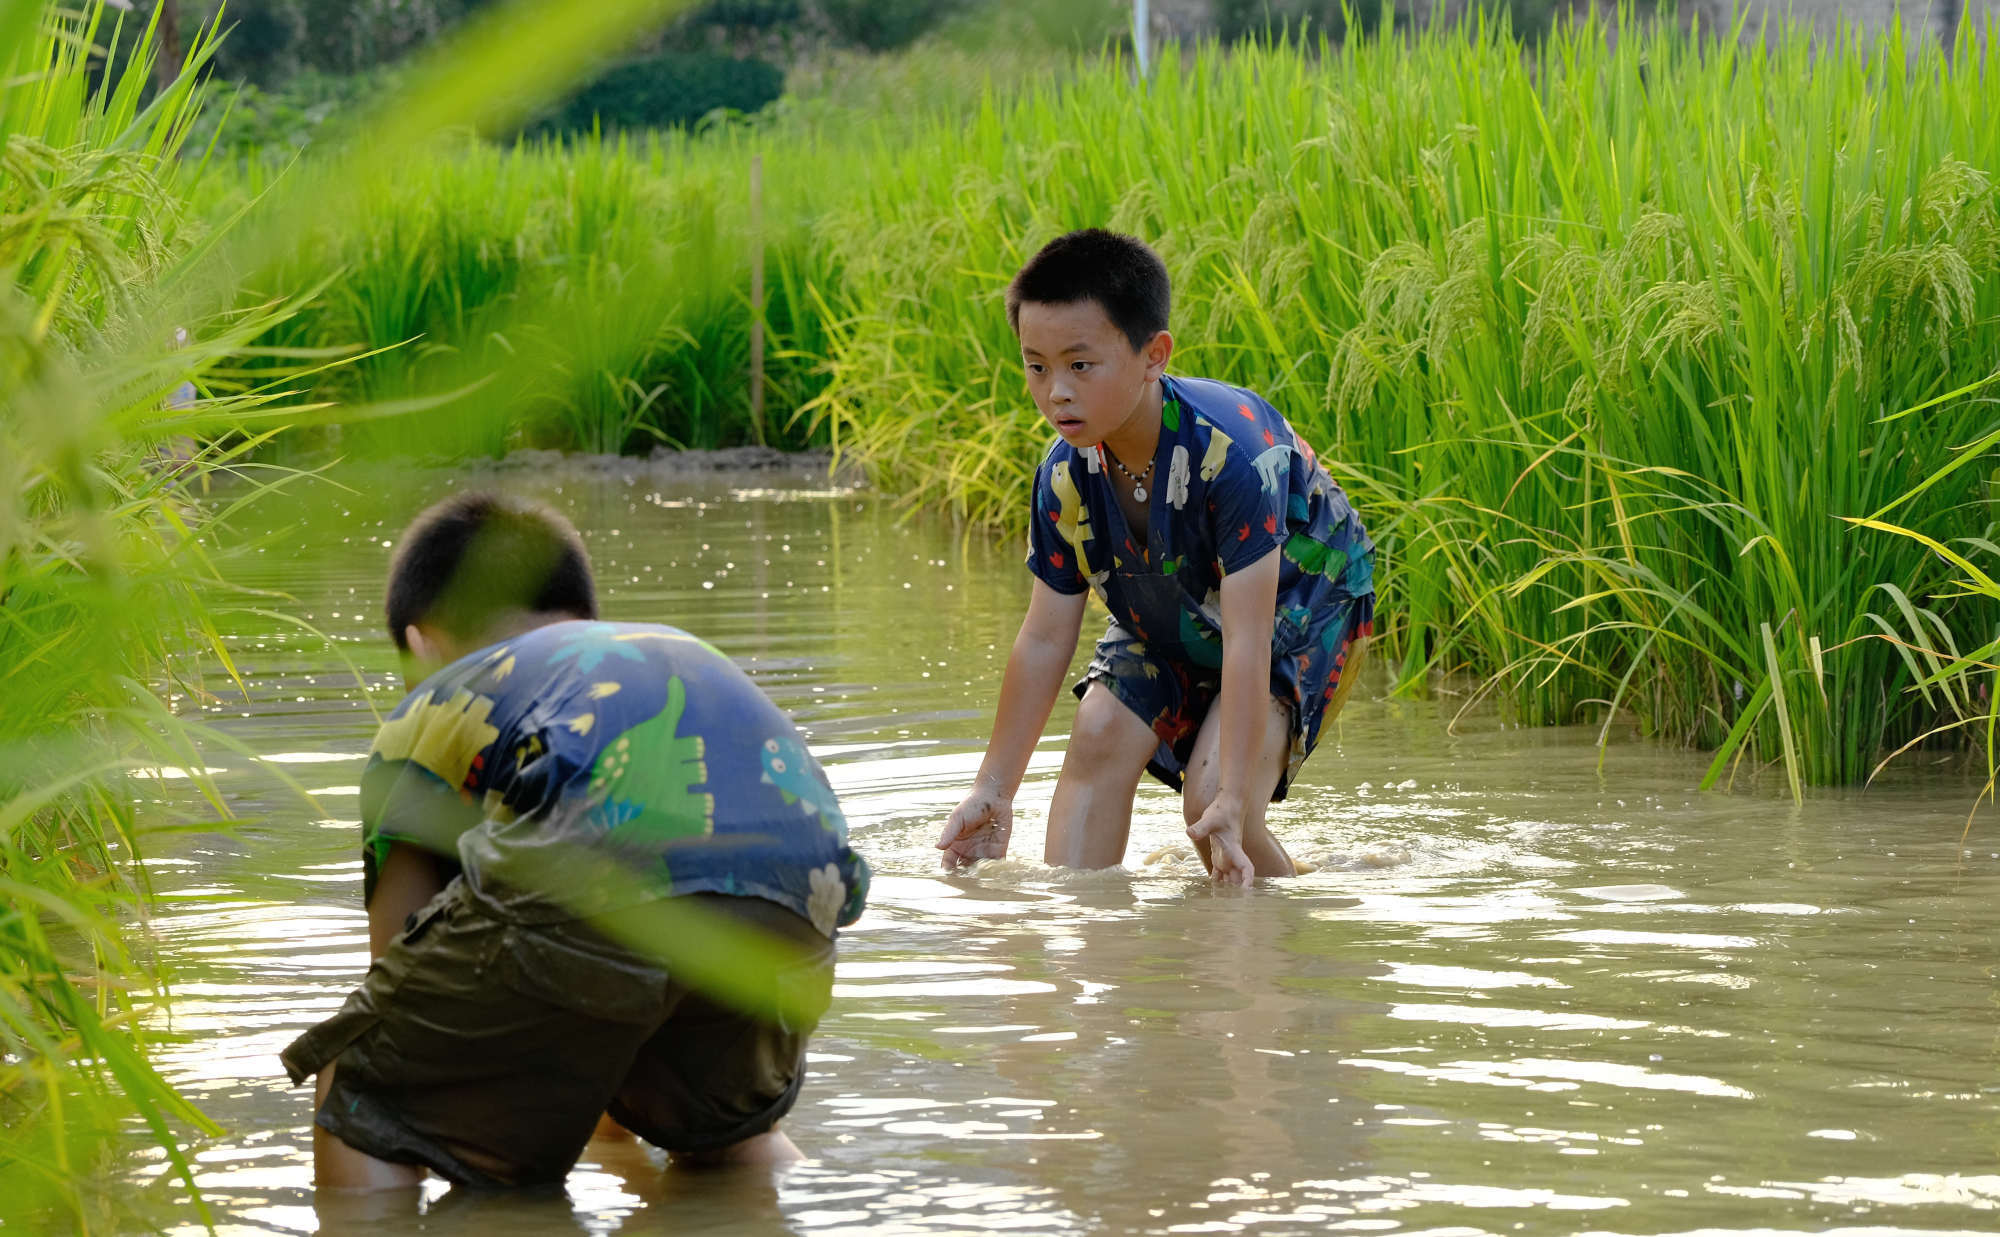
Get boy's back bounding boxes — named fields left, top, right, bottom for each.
left=287, top=489, right=870, bottom=1192
left=362, top=618, right=868, bottom=934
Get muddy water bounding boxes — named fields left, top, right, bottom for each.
left=134, top=467, right=2000, bottom=1236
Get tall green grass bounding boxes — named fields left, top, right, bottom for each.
left=793, top=12, right=2000, bottom=791
left=1, top=1, right=267, bottom=1225
left=197, top=9, right=2000, bottom=798
left=204, top=129, right=840, bottom=457
left=188, top=35, right=1087, bottom=461
left=5, top=0, right=728, bottom=1223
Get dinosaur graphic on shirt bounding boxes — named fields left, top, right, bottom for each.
left=589, top=675, right=714, bottom=845
left=1283, top=534, right=1347, bottom=579
left=372, top=688, right=500, bottom=791
left=1166, top=444, right=1192, bottom=509
left=1049, top=461, right=1098, bottom=578
left=761, top=732, right=849, bottom=842
left=1198, top=422, right=1232, bottom=482
left=1178, top=610, right=1224, bottom=668
left=1251, top=444, right=1293, bottom=494
left=550, top=622, right=647, bottom=675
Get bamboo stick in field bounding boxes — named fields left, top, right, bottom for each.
left=1133, top=0, right=1151, bottom=79
left=750, top=151, right=766, bottom=447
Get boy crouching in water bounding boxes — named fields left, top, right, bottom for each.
left=938, top=229, right=1376, bottom=885
left=284, top=492, right=870, bottom=1188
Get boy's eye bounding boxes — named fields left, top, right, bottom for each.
left=1071, top=362, right=1092, bottom=372
left=1026, top=362, right=1046, bottom=374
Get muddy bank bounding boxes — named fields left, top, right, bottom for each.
left=462, top=445, right=864, bottom=487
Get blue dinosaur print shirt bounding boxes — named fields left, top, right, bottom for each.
left=357, top=620, right=869, bottom=937
left=1026, top=373, right=1375, bottom=676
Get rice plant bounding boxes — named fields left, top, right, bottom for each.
left=788, top=10, right=2000, bottom=792
left=1, top=2, right=267, bottom=1225
left=199, top=118, right=852, bottom=457
left=180, top=4, right=2000, bottom=793
left=5, top=0, right=715, bottom=1224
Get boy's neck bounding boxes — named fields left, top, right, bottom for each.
left=400, top=610, right=580, bottom=689
left=1099, top=377, right=1165, bottom=474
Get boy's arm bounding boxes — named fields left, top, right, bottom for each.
left=367, top=842, right=447, bottom=958
left=314, top=840, right=439, bottom=1190
left=938, top=579, right=1087, bottom=867
left=1187, top=549, right=1281, bottom=886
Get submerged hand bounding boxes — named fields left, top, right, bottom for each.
left=938, top=790, right=1014, bottom=870
left=1187, top=798, right=1254, bottom=887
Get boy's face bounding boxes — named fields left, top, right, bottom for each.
left=1016, top=299, right=1171, bottom=450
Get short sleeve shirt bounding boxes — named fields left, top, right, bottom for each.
left=1025, top=374, right=1374, bottom=668
left=358, top=620, right=869, bottom=938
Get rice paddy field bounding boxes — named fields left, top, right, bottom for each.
left=198, top=10, right=2000, bottom=793
left=7, top=0, right=2000, bottom=1229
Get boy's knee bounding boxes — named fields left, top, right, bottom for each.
left=1069, top=689, right=1151, bottom=766
left=1182, top=783, right=1210, bottom=829
left=1180, top=740, right=1221, bottom=826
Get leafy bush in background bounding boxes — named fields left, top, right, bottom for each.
left=205, top=0, right=306, bottom=84
left=190, top=68, right=395, bottom=154
left=197, top=0, right=488, bottom=75
left=820, top=0, right=966, bottom=50
left=538, top=50, right=785, bottom=134
left=691, top=0, right=805, bottom=28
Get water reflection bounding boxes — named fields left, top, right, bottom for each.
left=131, top=466, right=2000, bottom=1235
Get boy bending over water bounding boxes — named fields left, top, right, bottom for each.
left=284, top=493, right=869, bottom=1188
left=938, top=230, right=1376, bottom=884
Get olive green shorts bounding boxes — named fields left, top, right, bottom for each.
left=281, top=882, right=834, bottom=1188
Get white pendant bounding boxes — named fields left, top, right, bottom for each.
left=1133, top=485, right=1147, bottom=502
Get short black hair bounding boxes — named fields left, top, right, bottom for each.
left=1005, top=228, right=1171, bottom=352
left=384, top=491, right=596, bottom=652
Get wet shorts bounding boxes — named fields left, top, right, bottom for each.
left=281, top=882, right=834, bottom=1188
left=1076, top=595, right=1373, bottom=802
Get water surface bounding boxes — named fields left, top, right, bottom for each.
left=134, top=465, right=2000, bottom=1235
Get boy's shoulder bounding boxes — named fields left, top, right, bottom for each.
left=1166, top=374, right=1285, bottom=431
left=497, top=619, right=722, bottom=665
left=1165, top=374, right=1298, bottom=474
left=398, top=621, right=732, bottom=714
left=376, top=619, right=785, bottom=783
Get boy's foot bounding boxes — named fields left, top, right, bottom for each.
left=593, top=1112, right=636, bottom=1141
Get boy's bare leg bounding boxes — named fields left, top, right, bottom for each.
left=1183, top=695, right=1297, bottom=879
left=311, top=1063, right=425, bottom=1190
left=670, top=1127, right=804, bottom=1168
left=311, top=1184, right=425, bottom=1233
left=1043, top=683, right=1161, bottom=869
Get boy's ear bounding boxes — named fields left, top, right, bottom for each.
left=405, top=624, right=446, bottom=666
left=1142, top=329, right=1174, bottom=382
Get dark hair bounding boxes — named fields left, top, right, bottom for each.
left=384, top=491, right=597, bottom=651
left=1005, top=228, right=1171, bottom=352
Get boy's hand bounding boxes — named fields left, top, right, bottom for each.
left=1187, top=798, right=1254, bottom=887
left=938, top=791, right=1014, bottom=869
